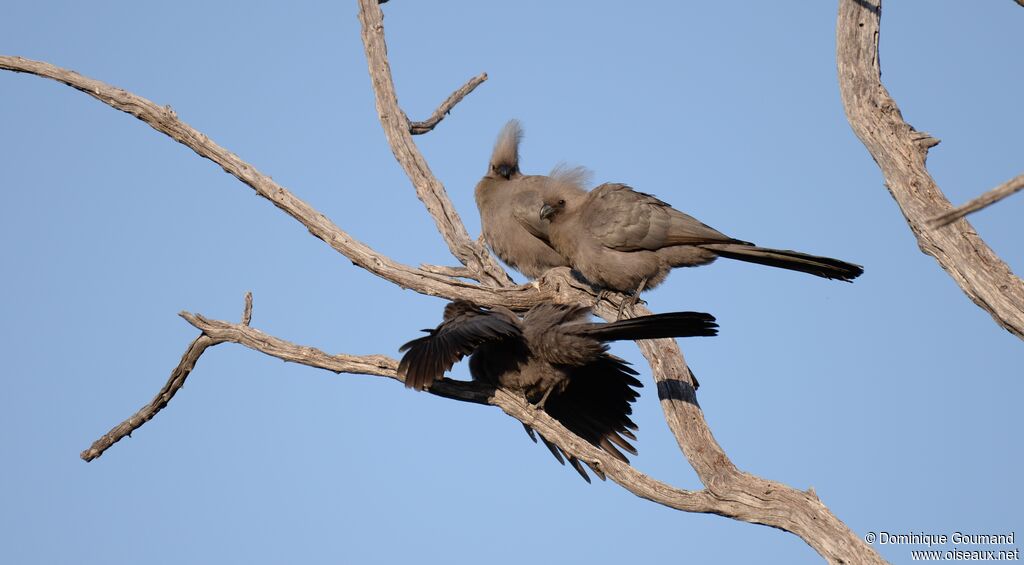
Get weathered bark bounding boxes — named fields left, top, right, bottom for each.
left=836, top=0, right=1024, bottom=340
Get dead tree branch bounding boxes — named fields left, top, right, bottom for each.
left=929, top=174, right=1024, bottom=228
left=0, top=55, right=542, bottom=309
left=80, top=334, right=218, bottom=462
left=178, top=308, right=719, bottom=514
left=80, top=289, right=721, bottom=513
left=357, top=1, right=509, bottom=287
left=79, top=293, right=255, bottom=461
left=357, top=2, right=884, bottom=562
left=836, top=0, right=1024, bottom=339
left=3, top=1, right=889, bottom=562
left=410, top=73, right=488, bottom=135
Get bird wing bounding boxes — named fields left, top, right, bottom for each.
left=580, top=183, right=738, bottom=250
left=541, top=354, right=643, bottom=479
left=398, top=301, right=522, bottom=391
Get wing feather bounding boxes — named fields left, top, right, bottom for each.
left=398, top=301, right=522, bottom=391
left=541, top=354, right=644, bottom=465
left=581, top=183, right=738, bottom=250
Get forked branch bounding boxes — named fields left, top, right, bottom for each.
left=357, top=0, right=509, bottom=287
left=0, top=54, right=541, bottom=309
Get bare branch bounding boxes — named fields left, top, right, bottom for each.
left=162, top=311, right=731, bottom=516
left=356, top=1, right=510, bottom=287
left=177, top=309, right=885, bottom=563
left=419, top=263, right=475, bottom=278
left=182, top=312, right=400, bottom=379
left=592, top=300, right=885, bottom=564
left=0, top=55, right=536, bottom=309
left=80, top=334, right=217, bottom=462
left=75, top=282, right=883, bottom=562
left=410, top=73, right=488, bottom=135
left=929, top=174, right=1024, bottom=227
left=836, top=0, right=1024, bottom=339
left=79, top=292, right=256, bottom=462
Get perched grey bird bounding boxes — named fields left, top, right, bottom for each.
left=540, top=182, right=863, bottom=304
left=398, top=300, right=718, bottom=481
left=474, top=120, right=587, bottom=279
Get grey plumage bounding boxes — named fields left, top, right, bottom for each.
left=541, top=182, right=864, bottom=294
left=398, top=300, right=718, bottom=481
left=474, top=120, right=587, bottom=279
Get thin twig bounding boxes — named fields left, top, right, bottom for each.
left=241, top=291, right=253, bottom=325
left=930, top=174, right=1024, bottom=227
left=410, top=73, right=488, bottom=135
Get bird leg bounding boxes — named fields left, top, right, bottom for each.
left=615, top=278, right=648, bottom=320
left=534, top=386, right=554, bottom=411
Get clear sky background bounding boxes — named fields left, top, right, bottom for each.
left=1, top=2, right=1021, bottom=564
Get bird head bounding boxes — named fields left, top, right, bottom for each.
left=539, top=198, right=566, bottom=222
left=487, top=120, right=522, bottom=180
left=490, top=162, right=519, bottom=180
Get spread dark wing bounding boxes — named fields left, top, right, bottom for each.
left=398, top=301, right=522, bottom=391
left=581, top=183, right=739, bottom=251
left=539, top=354, right=643, bottom=481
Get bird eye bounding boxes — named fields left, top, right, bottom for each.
left=557, top=199, right=565, bottom=206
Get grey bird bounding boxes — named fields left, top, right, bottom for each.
left=474, top=120, right=588, bottom=279
left=540, top=182, right=864, bottom=306
left=398, top=300, right=718, bottom=481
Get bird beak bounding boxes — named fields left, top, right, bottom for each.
left=495, top=164, right=515, bottom=179
left=539, top=204, right=555, bottom=221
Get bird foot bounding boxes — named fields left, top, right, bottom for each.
left=614, top=278, right=649, bottom=320
left=615, top=297, right=629, bottom=321
left=615, top=293, right=646, bottom=320
left=533, top=387, right=554, bottom=411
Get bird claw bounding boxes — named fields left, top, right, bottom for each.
left=615, top=278, right=649, bottom=320
left=614, top=293, right=645, bottom=321
left=533, top=386, right=554, bottom=411
left=615, top=296, right=630, bottom=321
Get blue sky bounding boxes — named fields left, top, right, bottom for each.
left=1, top=2, right=1021, bottom=563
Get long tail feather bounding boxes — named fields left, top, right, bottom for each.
left=579, top=311, right=718, bottom=342
left=702, top=243, right=863, bottom=281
